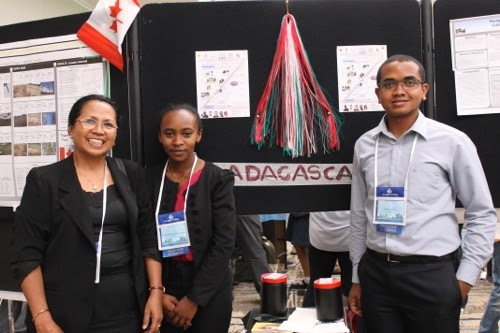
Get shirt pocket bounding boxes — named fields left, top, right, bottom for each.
left=408, top=162, right=444, bottom=203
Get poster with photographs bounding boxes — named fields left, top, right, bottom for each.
left=0, top=35, right=109, bottom=207
left=195, top=50, right=250, bottom=119
left=337, top=45, right=387, bottom=112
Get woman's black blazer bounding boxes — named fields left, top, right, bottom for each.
left=10, top=156, right=157, bottom=332
left=147, top=161, right=236, bottom=307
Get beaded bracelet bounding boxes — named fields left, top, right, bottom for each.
left=32, top=308, right=50, bottom=323
left=148, top=286, right=165, bottom=293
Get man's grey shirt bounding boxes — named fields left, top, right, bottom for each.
left=350, top=111, right=496, bottom=285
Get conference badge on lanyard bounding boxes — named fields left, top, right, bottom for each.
left=155, top=155, right=197, bottom=257
left=372, top=134, right=418, bottom=235
left=374, top=186, right=406, bottom=234
left=157, top=211, right=190, bottom=257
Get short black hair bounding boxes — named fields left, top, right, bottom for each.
left=376, top=54, right=426, bottom=85
left=158, top=103, right=202, bottom=132
left=68, top=94, right=120, bottom=128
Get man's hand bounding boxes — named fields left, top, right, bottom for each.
left=348, top=283, right=362, bottom=316
left=457, top=280, right=472, bottom=303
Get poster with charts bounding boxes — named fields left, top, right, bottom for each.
left=195, top=50, right=250, bottom=119
left=337, top=45, right=387, bottom=112
left=450, top=14, right=500, bottom=116
left=0, top=34, right=109, bottom=207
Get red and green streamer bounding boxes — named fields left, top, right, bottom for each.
left=252, top=14, right=341, bottom=158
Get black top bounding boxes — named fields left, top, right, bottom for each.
left=84, top=185, right=131, bottom=274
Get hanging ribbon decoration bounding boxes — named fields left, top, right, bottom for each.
left=251, top=13, right=341, bottom=158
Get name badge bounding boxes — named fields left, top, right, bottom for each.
left=157, top=211, right=190, bottom=257
left=374, top=186, right=405, bottom=234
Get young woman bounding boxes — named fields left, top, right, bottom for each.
left=148, top=103, right=236, bottom=332
left=10, top=94, right=163, bottom=333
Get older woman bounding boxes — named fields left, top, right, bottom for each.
left=10, top=94, right=163, bottom=333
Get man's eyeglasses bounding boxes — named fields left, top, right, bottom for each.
left=75, top=118, right=118, bottom=132
left=379, top=77, right=424, bottom=90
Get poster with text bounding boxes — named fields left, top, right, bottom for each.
left=0, top=35, right=109, bottom=207
left=337, top=45, right=387, bottom=112
left=450, top=14, right=500, bottom=116
left=195, top=50, right=250, bottom=119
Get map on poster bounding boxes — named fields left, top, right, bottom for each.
left=450, top=14, right=500, bottom=116
left=195, top=50, right=250, bottom=119
left=336, top=45, right=387, bottom=112
left=0, top=34, right=109, bottom=207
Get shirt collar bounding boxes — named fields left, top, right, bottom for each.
left=371, top=110, right=428, bottom=140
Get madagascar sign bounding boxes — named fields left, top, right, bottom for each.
left=215, top=163, right=353, bottom=186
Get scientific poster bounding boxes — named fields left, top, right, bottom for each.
left=195, top=50, right=250, bottom=119
left=0, top=34, right=109, bottom=207
left=337, top=45, right=387, bottom=112
left=450, top=14, right=500, bottom=116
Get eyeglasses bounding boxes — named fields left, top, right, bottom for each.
left=75, top=118, right=118, bottom=132
left=379, top=77, right=424, bottom=90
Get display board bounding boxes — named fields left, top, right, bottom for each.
left=138, top=0, right=423, bottom=214
left=0, top=14, right=132, bottom=163
left=434, top=0, right=500, bottom=207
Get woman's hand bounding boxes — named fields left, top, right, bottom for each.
left=169, top=296, right=198, bottom=330
left=142, top=290, right=164, bottom=332
left=162, top=294, right=179, bottom=315
left=33, top=313, right=63, bottom=333
left=163, top=294, right=180, bottom=325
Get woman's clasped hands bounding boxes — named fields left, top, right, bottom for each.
left=163, top=294, right=198, bottom=330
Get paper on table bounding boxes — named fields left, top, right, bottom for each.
left=311, top=322, right=350, bottom=333
left=278, top=308, right=318, bottom=332
left=278, top=308, right=349, bottom=333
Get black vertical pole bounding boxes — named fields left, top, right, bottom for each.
left=126, top=16, right=144, bottom=165
left=422, top=0, right=435, bottom=119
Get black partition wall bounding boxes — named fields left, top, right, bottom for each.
left=7, top=0, right=500, bottom=291
left=138, top=0, right=422, bottom=214
left=434, top=0, right=500, bottom=207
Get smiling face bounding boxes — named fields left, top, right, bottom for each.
left=375, top=61, right=429, bottom=121
left=158, top=109, right=202, bottom=164
left=68, top=100, right=118, bottom=159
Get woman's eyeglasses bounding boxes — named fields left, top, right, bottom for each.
left=75, top=118, right=118, bottom=132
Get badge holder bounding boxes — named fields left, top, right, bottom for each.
left=372, top=135, right=418, bottom=235
left=155, top=155, right=198, bottom=258
left=374, top=186, right=405, bottom=234
left=157, top=211, right=191, bottom=257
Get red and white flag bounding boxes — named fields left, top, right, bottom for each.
left=77, top=0, right=141, bottom=71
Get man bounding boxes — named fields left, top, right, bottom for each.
left=302, top=210, right=352, bottom=307
left=348, top=54, right=497, bottom=333
left=235, top=215, right=270, bottom=294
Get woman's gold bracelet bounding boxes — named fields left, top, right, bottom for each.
left=32, top=308, right=50, bottom=323
left=149, top=286, right=165, bottom=293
